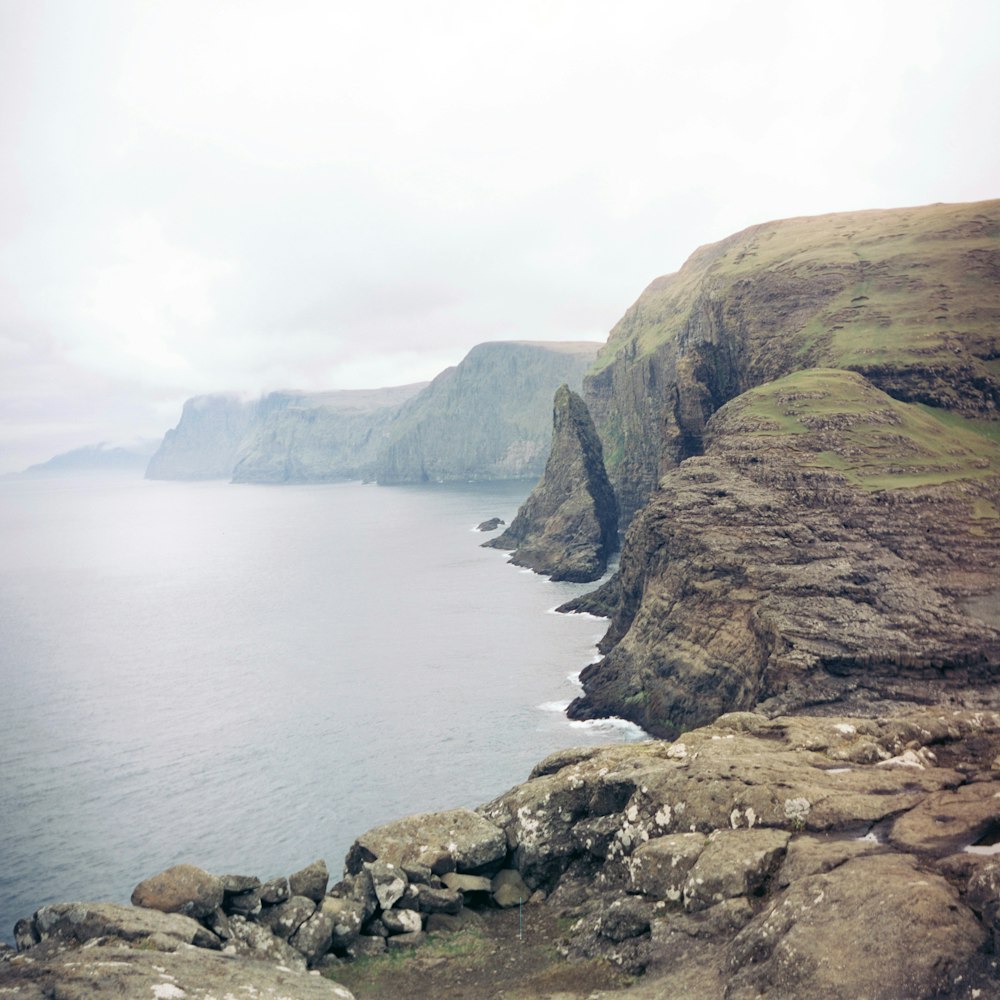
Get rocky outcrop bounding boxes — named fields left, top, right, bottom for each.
left=374, top=341, right=601, bottom=484
left=146, top=393, right=258, bottom=479
left=9, top=708, right=1000, bottom=998
left=484, top=385, right=618, bottom=582
left=566, top=368, right=1000, bottom=737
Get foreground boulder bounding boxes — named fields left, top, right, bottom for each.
left=131, top=863, right=224, bottom=919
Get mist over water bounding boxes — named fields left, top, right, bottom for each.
left=0, top=476, right=642, bottom=942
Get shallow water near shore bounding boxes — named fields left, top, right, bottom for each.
left=0, top=476, right=642, bottom=943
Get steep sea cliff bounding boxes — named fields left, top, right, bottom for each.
left=6, top=200, right=1000, bottom=999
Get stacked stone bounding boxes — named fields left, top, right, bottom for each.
left=13, top=808, right=532, bottom=970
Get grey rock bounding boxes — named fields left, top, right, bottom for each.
left=367, top=858, right=408, bottom=910
left=226, top=914, right=307, bottom=969
left=289, top=858, right=329, bottom=902
left=598, top=896, right=652, bottom=942
left=346, top=807, right=507, bottom=875
left=224, top=887, right=261, bottom=916
left=682, top=828, right=789, bottom=912
left=628, top=832, right=705, bottom=901
left=13, top=917, right=38, bottom=952
left=258, top=895, right=316, bottom=941
left=29, top=902, right=219, bottom=951
left=477, top=517, right=505, bottom=531
left=416, top=884, right=463, bottom=914
left=386, top=930, right=427, bottom=949
left=290, top=898, right=340, bottom=964
left=260, top=875, right=291, bottom=904
left=220, top=873, right=261, bottom=893
left=348, top=934, right=387, bottom=957
left=381, top=908, right=423, bottom=935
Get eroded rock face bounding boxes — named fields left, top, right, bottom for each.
left=485, top=385, right=618, bottom=582
left=568, top=371, right=1000, bottom=737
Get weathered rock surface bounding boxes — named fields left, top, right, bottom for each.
left=345, top=807, right=507, bottom=875
left=485, top=384, right=618, bottom=581
left=289, top=857, right=330, bottom=901
left=567, top=369, right=1000, bottom=737
left=0, top=939, right=356, bottom=999
left=130, top=863, right=225, bottom=919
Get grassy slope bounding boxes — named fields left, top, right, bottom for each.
left=593, top=199, right=999, bottom=379
left=722, top=368, right=1000, bottom=496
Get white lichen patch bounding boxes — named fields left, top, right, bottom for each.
left=151, top=985, right=186, bottom=999
left=655, top=805, right=672, bottom=828
left=784, top=798, right=811, bottom=823
left=834, top=723, right=857, bottom=736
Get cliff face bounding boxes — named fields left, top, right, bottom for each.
left=231, top=385, right=425, bottom=483
left=484, top=385, right=618, bottom=582
left=567, top=368, right=1000, bottom=737
left=587, top=199, right=1000, bottom=522
left=374, top=341, right=601, bottom=483
left=145, top=394, right=258, bottom=480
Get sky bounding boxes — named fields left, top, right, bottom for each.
left=1, top=0, right=998, bottom=473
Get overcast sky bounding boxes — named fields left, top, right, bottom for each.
left=1, top=0, right=998, bottom=472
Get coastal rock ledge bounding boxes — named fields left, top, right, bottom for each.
left=7, top=709, right=1000, bottom=998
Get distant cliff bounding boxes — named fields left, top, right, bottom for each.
left=146, top=394, right=258, bottom=480
left=231, top=385, right=426, bottom=483
left=146, top=341, right=600, bottom=484
left=373, top=341, right=601, bottom=483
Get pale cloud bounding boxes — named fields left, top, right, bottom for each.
left=0, top=0, right=998, bottom=471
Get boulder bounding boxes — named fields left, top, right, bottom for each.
left=367, top=858, right=408, bottom=910
left=386, top=930, right=427, bottom=949
left=290, top=898, right=340, bottom=964
left=491, top=868, right=531, bottom=908
left=258, top=895, right=316, bottom=940
left=598, top=896, right=652, bottom=942
left=289, top=858, right=329, bottom=901
left=477, top=517, right=505, bottom=532
left=725, top=854, right=986, bottom=1000
left=416, top=884, right=463, bottom=914
left=226, top=914, right=307, bottom=969
left=260, top=875, right=291, bottom=904
left=130, top=863, right=224, bottom=919
left=345, top=807, right=507, bottom=875
left=441, top=872, right=492, bottom=893
left=27, top=902, right=220, bottom=952
left=220, top=874, right=261, bottom=893
left=381, top=908, right=423, bottom=935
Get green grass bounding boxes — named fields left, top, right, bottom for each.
left=728, top=368, right=1000, bottom=491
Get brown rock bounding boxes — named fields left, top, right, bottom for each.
left=130, top=863, right=224, bottom=919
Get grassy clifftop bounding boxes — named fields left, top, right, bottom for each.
left=718, top=367, right=1000, bottom=493
left=597, top=200, right=998, bottom=381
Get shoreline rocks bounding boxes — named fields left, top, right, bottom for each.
left=7, top=707, right=1000, bottom=997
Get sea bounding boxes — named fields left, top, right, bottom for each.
left=0, top=475, right=644, bottom=943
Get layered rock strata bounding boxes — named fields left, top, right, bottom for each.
left=484, top=384, right=618, bottom=582
left=565, top=368, right=1000, bottom=737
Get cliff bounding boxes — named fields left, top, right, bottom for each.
left=231, top=384, right=425, bottom=483
left=374, top=340, right=601, bottom=483
left=586, top=199, right=1000, bottom=523
left=145, top=394, right=257, bottom=480
left=484, top=384, right=618, bottom=581
left=567, top=368, right=1000, bottom=737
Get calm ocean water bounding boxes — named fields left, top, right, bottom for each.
left=0, top=475, right=642, bottom=942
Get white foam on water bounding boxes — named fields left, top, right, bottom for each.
left=569, top=716, right=648, bottom=740
left=538, top=699, right=572, bottom=713
left=567, top=671, right=582, bottom=685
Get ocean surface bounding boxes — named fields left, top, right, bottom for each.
left=0, top=475, right=643, bottom=942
